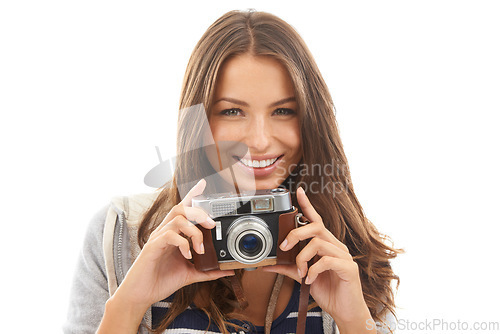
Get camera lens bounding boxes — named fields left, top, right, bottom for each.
left=226, top=216, right=273, bottom=264
left=239, top=233, right=262, bottom=257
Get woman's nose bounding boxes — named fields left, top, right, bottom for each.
left=244, top=116, right=272, bottom=152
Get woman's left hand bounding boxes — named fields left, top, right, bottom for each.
left=263, top=187, right=375, bottom=333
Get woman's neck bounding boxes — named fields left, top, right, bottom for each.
left=233, top=267, right=295, bottom=326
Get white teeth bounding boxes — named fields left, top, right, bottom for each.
left=239, top=157, right=278, bottom=168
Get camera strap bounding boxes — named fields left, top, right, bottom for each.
left=264, top=274, right=284, bottom=334
left=228, top=274, right=249, bottom=310
left=264, top=247, right=315, bottom=334
left=265, top=212, right=313, bottom=334
left=297, top=255, right=317, bottom=334
left=228, top=211, right=315, bottom=334
left=296, top=213, right=314, bottom=334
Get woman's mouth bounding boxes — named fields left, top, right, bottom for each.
left=232, top=154, right=284, bottom=177
left=237, top=156, right=279, bottom=168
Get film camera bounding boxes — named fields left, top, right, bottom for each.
left=192, top=188, right=307, bottom=271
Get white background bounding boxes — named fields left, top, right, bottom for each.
left=1, top=1, right=499, bottom=333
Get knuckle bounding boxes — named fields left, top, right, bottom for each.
left=311, top=220, right=322, bottom=228
left=181, top=237, right=190, bottom=247
left=310, top=222, right=324, bottom=236
left=191, top=228, right=203, bottom=241
left=163, top=229, right=176, bottom=240
left=311, top=217, right=323, bottom=225
left=172, top=203, right=186, bottom=215
left=170, top=203, right=180, bottom=213
left=310, top=237, right=322, bottom=247
left=170, top=215, right=186, bottom=226
left=167, top=216, right=179, bottom=227
left=193, top=206, right=207, bottom=217
left=351, top=261, right=359, bottom=271
left=185, top=207, right=208, bottom=223
left=295, top=252, right=306, bottom=264
left=342, top=244, right=349, bottom=252
left=196, top=210, right=211, bottom=222
left=324, top=256, right=336, bottom=267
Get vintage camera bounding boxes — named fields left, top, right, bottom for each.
left=192, top=188, right=305, bottom=271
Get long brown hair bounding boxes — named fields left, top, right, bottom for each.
left=138, top=9, right=401, bottom=333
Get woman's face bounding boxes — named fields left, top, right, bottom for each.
left=206, top=53, right=302, bottom=191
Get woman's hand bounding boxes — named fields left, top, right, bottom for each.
left=263, top=187, right=375, bottom=333
left=107, top=179, right=234, bottom=317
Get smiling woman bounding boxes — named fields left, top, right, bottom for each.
left=206, top=54, right=302, bottom=191
left=64, top=9, right=401, bottom=334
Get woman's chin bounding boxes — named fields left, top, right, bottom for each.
left=212, top=168, right=288, bottom=192
left=234, top=177, right=284, bottom=192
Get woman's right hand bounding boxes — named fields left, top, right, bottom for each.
left=105, top=179, right=234, bottom=318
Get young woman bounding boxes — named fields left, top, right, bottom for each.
left=65, top=9, right=400, bottom=334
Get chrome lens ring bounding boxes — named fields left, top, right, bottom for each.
left=226, top=216, right=273, bottom=264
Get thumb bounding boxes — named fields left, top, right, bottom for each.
left=262, top=264, right=302, bottom=283
left=189, top=269, right=235, bottom=285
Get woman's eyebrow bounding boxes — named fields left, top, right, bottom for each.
left=214, top=96, right=296, bottom=107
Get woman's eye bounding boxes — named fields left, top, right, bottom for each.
left=219, top=108, right=295, bottom=117
left=220, top=108, right=242, bottom=116
left=273, top=108, right=295, bottom=116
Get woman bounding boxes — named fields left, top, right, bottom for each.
left=65, top=9, right=400, bottom=334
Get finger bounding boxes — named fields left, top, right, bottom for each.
left=280, top=194, right=349, bottom=252
left=181, top=206, right=216, bottom=228
left=180, top=178, right=207, bottom=207
left=296, top=186, right=322, bottom=223
left=154, top=206, right=215, bottom=238
left=170, top=215, right=206, bottom=255
left=152, top=215, right=205, bottom=255
left=262, top=264, right=302, bottom=283
left=191, top=269, right=236, bottom=284
left=150, top=229, right=192, bottom=259
left=280, top=222, right=336, bottom=251
left=305, top=256, right=359, bottom=284
left=295, top=238, right=352, bottom=278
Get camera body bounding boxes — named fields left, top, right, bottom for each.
left=192, top=188, right=301, bottom=271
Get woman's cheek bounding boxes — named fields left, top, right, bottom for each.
left=283, top=123, right=301, bottom=151
left=211, top=123, right=242, bottom=142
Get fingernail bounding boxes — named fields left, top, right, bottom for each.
left=298, top=187, right=304, bottom=194
left=207, top=217, right=216, bottom=225
left=280, top=239, right=288, bottom=250
left=298, top=267, right=303, bottom=278
left=200, top=243, right=205, bottom=254
left=305, top=276, right=312, bottom=284
left=187, top=250, right=192, bottom=259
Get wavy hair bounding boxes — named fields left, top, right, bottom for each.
left=138, top=9, right=402, bottom=333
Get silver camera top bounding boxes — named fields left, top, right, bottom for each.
left=192, top=188, right=292, bottom=218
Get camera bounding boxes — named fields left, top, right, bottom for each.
left=192, top=188, right=305, bottom=271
